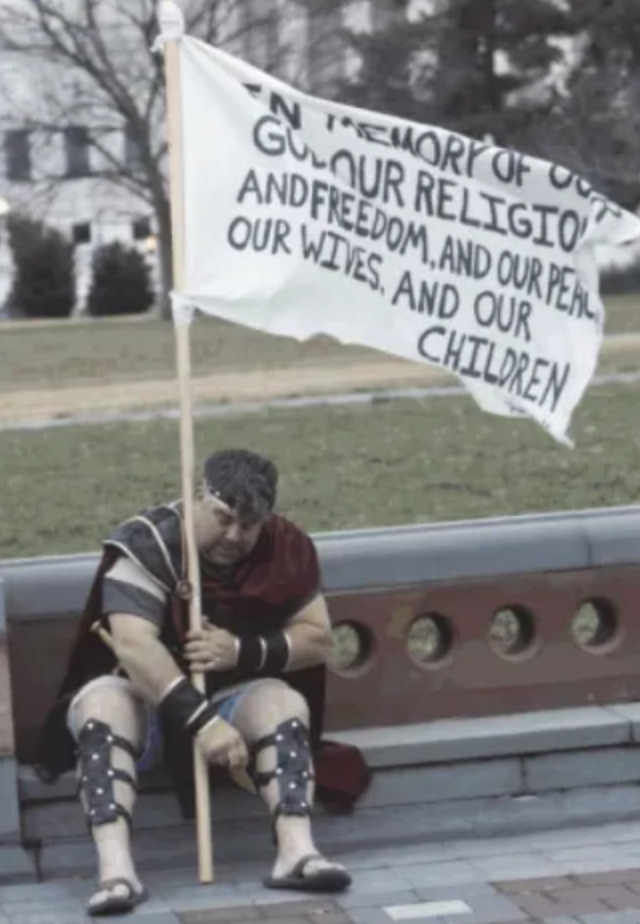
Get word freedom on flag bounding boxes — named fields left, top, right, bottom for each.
left=167, top=22, right=640, bottom=445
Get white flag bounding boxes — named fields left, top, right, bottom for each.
left=169, top=24, right=640, bottom=445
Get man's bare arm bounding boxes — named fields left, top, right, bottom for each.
left=108, top=613, right=185, bottom=706
left=282, top=592, right=333, bottom=670
left=182, top=594, right=334, bottom=675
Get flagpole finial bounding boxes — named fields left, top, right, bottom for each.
left=153, top=0, right=185, bottom=49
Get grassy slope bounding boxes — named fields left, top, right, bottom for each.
left=1, top=380, right=638, bottom=560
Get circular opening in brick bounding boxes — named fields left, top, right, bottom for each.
left=329, top=621, right=374, bottom=674
left=572, top=598, right=619, bottom=651
left=489, top=605, right=537, bottom=658
left=406, top=613, right=454, bottom=667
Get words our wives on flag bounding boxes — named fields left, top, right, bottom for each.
left=172, top=27, right=640, bottom=445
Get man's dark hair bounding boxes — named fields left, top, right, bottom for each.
left=202, top=449, right=278, bottom=520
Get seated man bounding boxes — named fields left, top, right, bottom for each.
left=35, top=448, right=368, bottom=916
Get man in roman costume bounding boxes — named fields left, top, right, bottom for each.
left=35, top=448, right=369, bottom=916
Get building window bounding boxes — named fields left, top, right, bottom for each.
left=124, top=123, right=143, bottom=172
left=64, top=125, right=91, bottom=178
left=132, top=217, right=151, bottom=240
left=5, top=130, right=31, bottom=182
left=72, top=222, right=91, bottom=245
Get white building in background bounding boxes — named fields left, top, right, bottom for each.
left=0, top=0, right=402, bottom=314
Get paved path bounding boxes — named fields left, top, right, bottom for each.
left=1, top=333, right=639, bottom=430
left=6, top=820, right=640, bottom=922
left=0, top=359, right=449, bottom=425
left=3, top=369, right=640, bottom=434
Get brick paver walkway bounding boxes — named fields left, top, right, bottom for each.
left=495, top=869, right=640, bottom=920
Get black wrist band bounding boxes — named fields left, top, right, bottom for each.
left=158, top=678, right=217, bottom=737
left=237, top=631, right=290, bottom=674
left=237, top=636, right=263, bottom=673
left=263, top=631, right=289, bottom=673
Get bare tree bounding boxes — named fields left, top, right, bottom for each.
left=342, top=0, right=575, bottom=147
left=0, top=0, right=347, bottom=317
left=517, top=47, right=640, bottom=210
left=526, top=68, right=640, bottom=210
left=515, top=0, right=640, bottom=210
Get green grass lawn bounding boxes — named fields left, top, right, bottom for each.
left=1, top=380, right=638, bottom=560
left=0, top=315, right=376, bottom=393
left=604, top=292, right=640, bottom=334
left=0, top=292, right=638, bottom=393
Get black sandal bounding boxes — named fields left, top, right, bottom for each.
left=87, top=877, right=148, bottom=916
left=264, top=854, right=352, bottom=893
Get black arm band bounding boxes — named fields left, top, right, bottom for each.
left=236, top=636, right=263, bottom=673
left=157, top=678, right=219, bottom=738
left=263, top=631, right=289, bottom=673
left=237, top=631, right=290, bottom=675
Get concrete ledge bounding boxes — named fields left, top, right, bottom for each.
left=3, top=505, right=640, bottom=610
left=585, top=509, right=640, bottom=566
left=359, top=759, right=523, bottom=807
left=329, top=706, right=632, bottom=768
left=0, top=844, right=36, bottom=884
left=0, top=759, right=20, bottom=838
left=525, top=746, right=640, bottom=791
left=605, top=702, right=640, bottom=742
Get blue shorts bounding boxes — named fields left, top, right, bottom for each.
left=136, top=688, right=246, bottom=772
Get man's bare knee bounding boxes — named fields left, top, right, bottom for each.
left=262, top=683, right=309, bottom=723
left=68, top=676, right=146, bottom=746
left=233, top=680, right=309, bottom=740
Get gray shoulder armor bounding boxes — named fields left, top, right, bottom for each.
left=104, top=502, right=183, bottom=592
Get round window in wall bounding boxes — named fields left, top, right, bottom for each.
left=329, top=621, right=375, bottom=673
left=488, top=605, right=538, bottom=659
left=572, top=598, right=620, bottom=652
left=406, top=613, right=454, bottom=667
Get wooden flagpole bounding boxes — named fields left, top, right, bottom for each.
left=158, top=0, right=214, bottom=884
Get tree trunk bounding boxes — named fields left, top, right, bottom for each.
left=155, top=195, right=174, bottom=320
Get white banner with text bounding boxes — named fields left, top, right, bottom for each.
left=174, top=34, right=640, bottom=444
